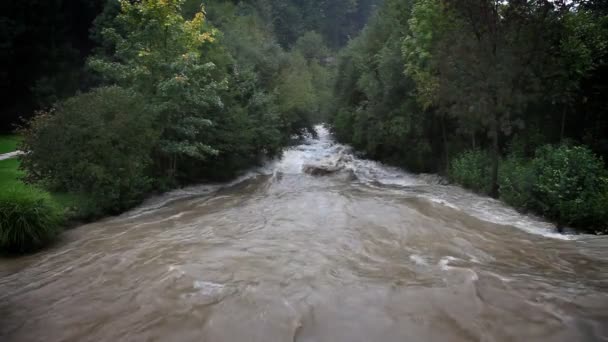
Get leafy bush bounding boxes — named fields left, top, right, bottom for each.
left=530, top=145, right=608, bottom=230
left=449, top=150, right=492, bottom=194
left=499, top=156, right=536, bottom=209
left=276, top=52, right=318, bottom=135
left=0, top=188, right=63, bottom=254
left=20, top=87, right=159, bottom=213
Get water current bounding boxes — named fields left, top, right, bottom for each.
left=1, top=126, right=607, bottom=341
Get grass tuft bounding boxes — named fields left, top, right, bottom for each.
left=0, top=187, right=64, bottom=254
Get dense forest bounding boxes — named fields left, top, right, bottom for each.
left=0, top=0, right=607, bottom=253
left=0, top=0, right=377, bottom=132
left=0, top=0, right=380, bottom=252
left=331, top=0, right=608, bottom=232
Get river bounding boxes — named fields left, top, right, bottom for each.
left=1, top=126, right=607, bottom=341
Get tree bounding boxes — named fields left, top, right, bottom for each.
left=294, top=31, right=330, bottom=62
left=404, top=0, right=557, bottom=197
left=89, top=0, right=223, bottom=181
left=276, top=52, right=317, bottom=134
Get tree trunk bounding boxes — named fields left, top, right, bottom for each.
left=560, top=106, right=566, bottom=142
left=490, top=114, right=500, bottom=198
left=441, top=113, right=450, bottom=172
left=167, top=155, right=177, bottom=180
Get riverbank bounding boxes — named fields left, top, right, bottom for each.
left=0, top=154, right=98, bottom=254
left=330, top=140, right=607, bottom=235
left=0, top=157, right=88, bottom=215
left=0, top=134, right=20, bottom=154
left=2, top=124, right=606, bottom=341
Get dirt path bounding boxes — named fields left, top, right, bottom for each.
left=0, top=151, right=24, bottom=161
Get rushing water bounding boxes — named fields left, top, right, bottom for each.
left=1, top=126, right=607, bottom=342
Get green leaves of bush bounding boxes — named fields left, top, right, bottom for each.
left=0, top=188, right=63, bottom=254
left=20, top=87, right=159, bottom=213
left=454, top=145, right=608, bottom=233
left=499, top=156, right=536, bottom=210
left=448, top=150, right=492, bottom=194
left=529, top=145, right=608, bottom=230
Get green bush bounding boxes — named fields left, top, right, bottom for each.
left=499, top=156, right=536, bottom=209
left=20, top=86, right=160, bottom=213
left=530, top=145, right=608, bottom=230
left=0, top=188, right=63, bottom=254
left=449, top=150, right=492, bottom=194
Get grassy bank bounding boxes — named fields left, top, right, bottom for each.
left=0, top=157, right=94, bottom=254
left=0, top=158, right=86, bottom=211
left=0, top=135, right=20, bottom=154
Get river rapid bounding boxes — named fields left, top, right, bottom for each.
left=1, top=126, right=607, bottom=342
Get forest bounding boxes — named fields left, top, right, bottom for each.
left=0, top=0, right=379, bottom=252
left=331, top=0, right=608, bottom=232
left=0, top=0, right=607, bottom=253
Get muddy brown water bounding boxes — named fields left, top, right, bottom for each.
left=1, top=126, right=607, bottom=342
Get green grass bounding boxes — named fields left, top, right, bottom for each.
left=0, top=187, right=63, bottom=254
left=0, top=159, right=89, bottom=220
left=0, top=135, right=21, bottom=154
left=0, top=158, right=26, bottom=191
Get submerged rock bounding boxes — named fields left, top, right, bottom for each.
left=302, top=164, right=343, bottom=176
left=418, top=173, right=449, bottom=185
left=340, top=169, right=358, bottom=181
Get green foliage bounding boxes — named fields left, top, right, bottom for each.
left=0, top=135, right=20, bottom=154
left=87, top=0, right=315, bottom=183
left=194, top=68, right=285, bottom=180
left=6, top=0, right=607, bottom=236
left=530, top=145, right=608, bottom=230
left=448, top=150, right=492, bottom=194
left=89, top=0, right=224, bottom=179
left=309, top=61, right=335, bottom=123
left=450, top=145, right=608, bottom=232
left=498, top=145, right=608, bottom=232
left=402, top=0, right=444, bottom=109
left=499, top=156, right=536, bottom=210
left=332, top=108, right=354, bottom=143
left=20, top=0, right=336, bottom=218
left=0, top=159, right=25, bottom=193
left=330, top=0, right=438, bottom=172
left=294, top=31, right=330, bottom=62
left=212, top=4, right=283, bottom=88
left=20, top=87, right=159, bottom=213
left=331, top=0, right=608, bottom=232
left=0, top=188, right=63, bottom=254
left=0, top=157, right=95, bottom=224
left=276, top=52, right=318, bottom=133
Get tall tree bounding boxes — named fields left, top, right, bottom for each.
left=404, top=0, right=556, bottom=196
left=89, top=0, right=223, bottom=179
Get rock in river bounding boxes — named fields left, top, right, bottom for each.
left=302, top=163, right=342, bottom=176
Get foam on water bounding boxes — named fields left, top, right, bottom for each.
left=122, top=124, right=576, bottom=240
left=409, top=254, right=428, bottom=266
left=193, top=281, right=225, bottom=295
left=294, top=125, right=575, bottom=240
left=438, top=256, right=457, bottom=271
left=3, top=130, right=607, bottom=342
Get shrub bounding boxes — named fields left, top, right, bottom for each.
left=449, top=150, right=492, bottom=194
left=20, top=86, right=160, bottom=213
left=0, top=188, right=63, bottom=254
left=499, top=156, right=536, bottom=209
left=530, top=145, right=608, bottom=231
